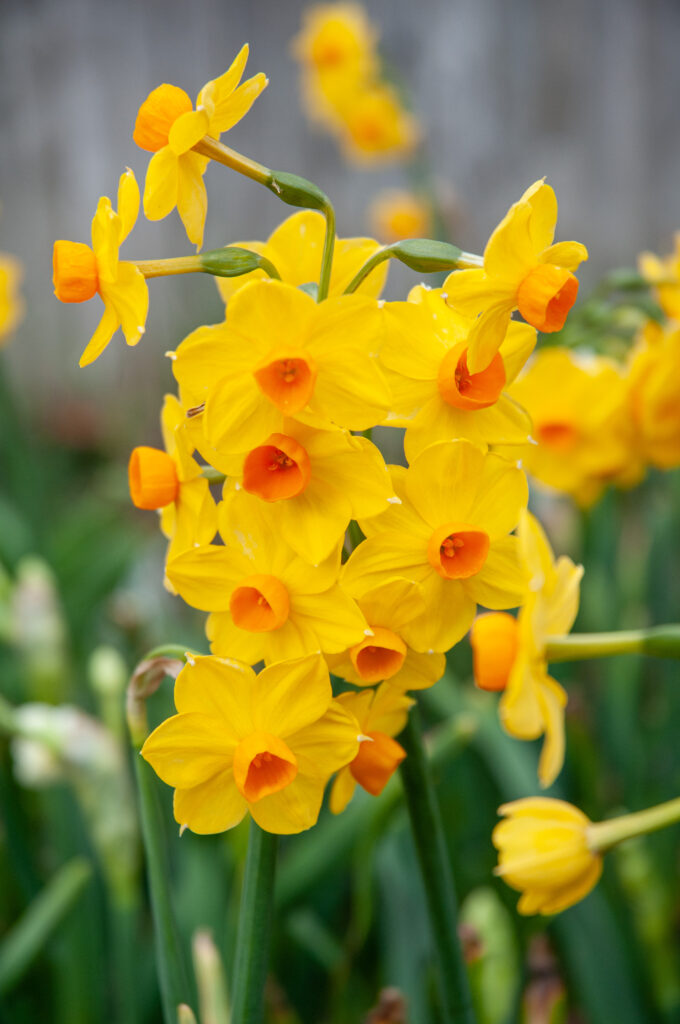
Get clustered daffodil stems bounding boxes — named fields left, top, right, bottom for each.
left=545, top=624, right=680, bottom=662
left=398, top=705, right=476, bottom=1024
left=230, top=824, right=278, bottom=1024
left=193, top=136, right=336, bottom=302
left=343, top=239, right=483, bottom=295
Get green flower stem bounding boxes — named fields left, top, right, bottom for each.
left=399, top=706, right=476, bottom=1024
left=193, top=137, right=270, bottom=185
left=230, top=822, right=278, bottom=1024
left=343, top=241, right=481, bottom=295
left=317, top=201, right=335, bottom=302
left=133, top=249, right=280, bottom=281
left=201, top=466, right=227, bottom=484
left=589, top=796, right=680, bottom=853
left=126, top=655, right=195, bottom=1024
left=545, top=625, right=680, bottom=663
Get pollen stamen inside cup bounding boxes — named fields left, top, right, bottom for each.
left=233, top=731, right=298, bottom=802
left=437, top=344, right=506, bottom=410
left=242, top=433, right=312, bottom=501
left=229, top=574, right=290, bottom=631
left=350, top=626, right=407, bottom=683
left=253, top=353, right=318, bottom=414
left=427, top=522, right=490, bottom=579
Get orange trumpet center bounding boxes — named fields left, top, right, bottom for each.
left=232, top=731, right=298, bottom=803
left=349, top=627, right=407, bottom=683
left=516, top=264, right=579, bottom=333
left=350, top=731, right=406, bottom=796
left=253, top=353, right=318, bottom=414
left=128, top=446, right=179, bottom=510
left=469, top=612, right=519, bottom=692
left=229, top=574, right=290, bottom=632
left=437, top=343, right=507, bottom=410
left=133, top=83, right=193, bottom=152
left=427, top=523, right=490, bottom=579
left=535, top=420, right=580, bottom=450
left=52, top=241, right=99, bottom=303
left=242, top=433, right=312, bottom=501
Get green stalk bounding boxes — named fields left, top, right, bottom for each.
left=399, top=706, right=476, bottom=1024
left=317, top=202, right=336, bottom=302
left=230, top=822, right=278, bottom=1024
left=546, top=625, right=680, bottom=663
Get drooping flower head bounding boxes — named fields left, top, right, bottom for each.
left=380, top=285, right=535, bottom=460
left=53, top=169, right=148, bottom=367
left=470, top=510, right=583, bottom=787
left=128, top=394, right=217, bottom=562
left=134, top=46, right=268, bottom=248
left=330, top=683, right=413, bottom=813
left=493, top=798, right=602, bottom=915
left=343, top=439, right=528, bottom=653
left=141, top=653, right=361, bottom=835
left=445, top=180, right=588, bottom=372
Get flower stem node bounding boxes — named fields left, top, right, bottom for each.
left=128, top=446, right=179, bottom=510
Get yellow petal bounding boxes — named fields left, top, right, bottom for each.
left=173, top=768, right=248, bottom=834
left=165, top=544, right=242, bottom=611
left=521, top=180, right=557, bottom=253
left=499, top=321, right=537, bottom=384
left=177, top=152, right=208, bottom=249
left=116, top=168, right=140, bottom=244
left=207, top=612, right=268, bottom=665
left=252, top=655, right=332, bottom=737
left=79, top=304, right=119, bottom=367
left=197, top=44, right=249, bottom=109
left=464, top=535, right=526, bottom=609
left=390, top=649, right=446, bottom=691
left=465, top=300, right=515, bottom=374
left=444, top=267, right=503, bottom=317
left=143, top=147, right=180, bottom=221
left=100, top=263, right=148, bottom=347
left=141, top=712, right=235, bottom=788
left=484, top=196, right=538, bottom=280
left=366, top=683, right=414, bottom=735
left=540, top=241, right=588, bottom=272
left=536, top=675, right=567, bottom=788
left=248, top=774, right=326, bottom=834
left=204, top=373, right=281, bottom=453
left=91, top=196, right=119, bottom=284
left=329, top=767, right=357, bottom=814
left=288, top=702, right=361, bottom=777
left=168, top=108, right=210, bottom=155
left=342, top=533, right=430, bottom=596
left=174, top=655, right=255, bottom=738
left=207, top=73, right=268, bottom=136
left=468, top=453, right=527, bottom=539
left=400, top=572, right=477, bottom=653
left=406, top=439, right=485, bottom=528
left=292, top=585, right=368, bottom=653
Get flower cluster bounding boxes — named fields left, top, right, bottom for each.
left=292, top=4, right=419, bottom=164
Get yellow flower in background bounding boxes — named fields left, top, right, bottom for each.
left=142, top=653, right=361, bottom=835
left=292, top=3, right=378, bottom=80
left=508, top=346, right=641, bottom=506
left=369, top=189, right=433, bottom=244
left=493, top=798, right=602, bottom=915
left=128, top=395, right=217, bottom=562
left=445, top=180, right=588, bottom=372
left=627, top=321, right=680, bottom=470
left=0, top=250, right=24, bottom=343
left=380, top=285, right=535, bottom=461
left=53, top=169, right=148, bottom=368
left=638, top=234, right=680, bottom=320
left=470, top=510, right=583, bottom=787
left=166, top=496, right=368, bottom=665
left=338, top=83, right=419, bottom=165
left=215, top=210, right=388, bottom=306
left=171, top=280, right=391, bottom=454
left=210, top=421, right=394, bottom=565
left=327, top=578, right=446, bottom=691
left=330, top=684, right=413, bottom=813
left=134, top=45, right=268, bottom=248
left=343, top=439, right=528, bottom=653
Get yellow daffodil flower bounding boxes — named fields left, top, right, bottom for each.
left=342, top=439, right=528, bottom=652
left=134, top=45, right=268, bottom=248
left=215, top=210, right=388, bottom=306
left=0, top=251, right=24, bottom=343
left=142, top=653, right=361, bottom=835
left=292, top=3, right=378, bottom=80
left=128, top=395, right=217, bottom=563
left=171, top=280, right=391, bottom=454
left=638, top=234, right=680, bottom=320
left=470, top=510, right=583, bottom=787
left=330, top=683, right=413, bottom=813
left=508, top=346, right=642, bottom=506
left=209, top=421, right=394, bottom=565
left=369, top=189, right=433, bottom=244
left=327, top=578, right=446, bottom=690
left=627, top=321, right=680, bottom=470
left=445, top=180, right=588, bottom=372
left=380, top=285, right=535, bottom=461
left=53, top=169, right=148, bottom=368
left=337, top=83, right=420, bottom=165
left=166, top=496, right=369, bottom=665
left=493, top=798, right=602, bottom=915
